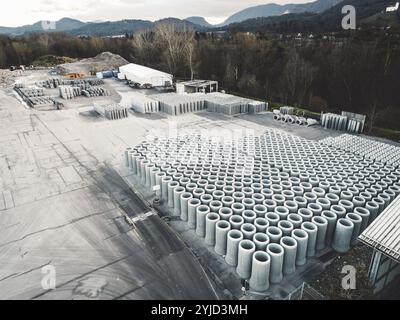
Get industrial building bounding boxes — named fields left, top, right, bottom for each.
left=176, top=80, right=219, bottom=94
left=119, top=63, right=173, bottom=88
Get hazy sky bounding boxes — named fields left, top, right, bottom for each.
left=0, top=0, right=315, bottom=27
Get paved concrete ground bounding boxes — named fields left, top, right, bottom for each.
left=2, top=71, right=397, bottom=300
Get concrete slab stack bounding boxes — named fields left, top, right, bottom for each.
left=94, top=104, right=129, bottom=120
left=248, top=101, right=268, bottom=114
left=121, top=92, right=160, bottom=114
left=204, top=92, right=254, bottom=116
left=151, top=93, right=206, bottom=116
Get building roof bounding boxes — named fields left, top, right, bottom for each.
left=359, top=195, right=400, bottom=262
left=179, top=80, right=218, bottom=88
left=119, top=63, right=172, bottom=79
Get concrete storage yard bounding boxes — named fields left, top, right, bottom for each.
left=1, top=63, right=399, bottom=300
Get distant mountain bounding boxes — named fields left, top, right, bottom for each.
left=222, top=0, right=397, bottom=32
left=221, top=0, right=343, bottom=26
left=70, top=20, right=153, bottom=36
left=185, top=16, right=213, bottom=28
left=0, top=18, right=86, bottom=36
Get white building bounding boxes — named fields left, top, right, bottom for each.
left=386, top=2, right=399, bottom=12
left=119, top=63, right=173, bottom=88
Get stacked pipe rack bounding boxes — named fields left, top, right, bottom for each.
left=14, top=85, right=55, bottom=109
left=124, top=128, right=400, bottom=292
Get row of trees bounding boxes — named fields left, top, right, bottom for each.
left=0, top=27, right=399, bottom=131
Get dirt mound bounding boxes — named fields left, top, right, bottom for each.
left=57, top=52, right=129, bottom=75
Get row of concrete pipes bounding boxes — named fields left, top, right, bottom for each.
left=273, top=112, right=318, bottom=127
left=123, top=131, right=400, bottom=292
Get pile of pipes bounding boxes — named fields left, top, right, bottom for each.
left=120, top=92, right=160, bottom=114
left=28, top=97, right=55, bottom=109
left=18, top=88, right=45, bottom=97
left=152, top=93, right=206, bottom=116
left=280, top=106, right=295, bottom=115
left=321, top=113, right=364, bottom=134
left=321, top=134, right=400, bottom=167
left=94, top=104, right=129, bottom=120
left=37, top=78, right=104, bottom=89
left=204, top=93, right=254, bottom=116
left=248, top=101, right=269, bottom=114
left=124, top=128, right=400, bottom=292
left=82, top=87, right=110, bottom=98
left=59, top=86, right=82, bottom=99
left=273, top=110, right=317, bottom=127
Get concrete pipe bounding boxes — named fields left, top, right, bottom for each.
left=294, top=196, right=307, bottom=209
left=326, top=193, right=339, bottom=206
left=210, top=200, right=223, bottom=213
left=352, top=196, right=366, bottom=208
left=266, top=226, right=283, bottom=243
left=354, top=207, right=370, bottom=232
left=229, top=215, right=244, bottom=230
left=288, top=213, right=303, bottom=229
left=284, top=200, right=298, bottom=214
left=301, top=222, right=318, bottom=257
left=254, top=204, right=268, bottom=217
left=266, top=243, right=284, bottom=284
left=124, top=147, right=133, bottom=167
left=161, top=176, right=173, bottom=202
left=254, top=218, right=269, bottom=233
left=155, top=172, right=166, bottom=198
left=205, top=184, right=216, bottom=195
left=222, top=196, right=235, bottom=208
left=263, top=199, right=277, bottom=212
left=195, top=205, right=210, bottom=237
left=321, top=210, right=337, bottom=246
left=312, top=216, right=328, bottom=251
left=316, top=198, right=331, bottom=211
left=300, top=182, right=313, bottom=192
left=167, top=181, right=179, bottom=208
left=242, top=198, right=255, bottom=210
left=252, top=193, right=265, bottom=205
left=253, top=233, right=270, bottom=251
left=222, top=186, right=235, bottom=197
left=214, top=220, right=231, bottom=256
left=265, top=212, right=280, bottom=226
left=219, top=207, right=233, bottom=221
left=212, top=190, right=225, bottom=201
left=180, top=192, right=193, bottom=221
left=304, top=192, right=317, bottom=204
left=372, top=197, right=385, bottom=215
left=345, top=213, right=362, bottom=246
left=291, top=229, right=309, bottom=266
left=332, top=218, right=354, bottom=253
left=278, top=220, right=294, bottom=237
left=340, top=190, right=353, bottom=201
left=205, top=212, right=221, bottom=246
left=186, top=182, right=198, bottom=194
left=377, top=193, right=391, bottom=209
left=236, top=240, right=256, bottom=279
left=188, top=198, right=201, bottom=229
left=280, top=237, right=298, bottom=275
left=173, top=186, right=185, bottom=216
left=365, top=201, right=379, bottom=224
left=272, top=194, right=285, bottom=206
left=240, top=223, right=257, bottom=240
left=200, top=194, right=213, bottom=206
left=231, top=203, right=245, bottom=216
left=338, top=200, right=354, bottom=213
left=261, top=188, right=274, bottom=199
left=242, top=210, right=256, bottom=224
left=331, top=205, right=347, bottom=219
left=225, top=230, right=244, bottom=266
left=249, top=251, right=271, bottom=292
left=298, top=208, right=313, bottom=222
left=275, top=206, right=289, bottom=220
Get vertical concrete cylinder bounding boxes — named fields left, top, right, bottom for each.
left=253, top=233, right=270, bottom=251
left=240, top=223, right=257, bottom=240
left=249, top=251, right=271, bottom=292
left=254, top=218, right=269, bottom=233
left=354, top=207, right=370, bottom=232
left=266, top=226, right=283, bottom=243
left=219, top=207, right=233, bottom=221
left=180, top=192, right=192, bottom=221
left=266, top=243, right=284, bottom=284
left=205, top=213, right=221, bottom=246
left=321, top=210, right=337, bottom=246
left=187, top=198, right=201, bottom=229
left=265, top=212, right=280, bottom=226
left=332, top=218, right=354, bottom=253
left=195, top=205, right=210, bottom=237
left=236, top=240, right=256, bottom=279
left=280, top=236, right=298, bottom=275
left=345, top=213, right=362, bottom=246
left=301, top=222, right=318, bottom=257
left=229, top=215, right=244, bottom=230
left=291, top=229, right=308, bottom=266
left=173, top=186, right=185, bottom=216
left=214, top=220, right=231, bottom=256
left=225, top=230, right=244, bottom=266
left=312, top=216, right=328, bottom=251
left=288, top=213, right=303, bottom=229
left=366, top=201, right=379, bottom=224
left=167, top=181, right=179, bottom=208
